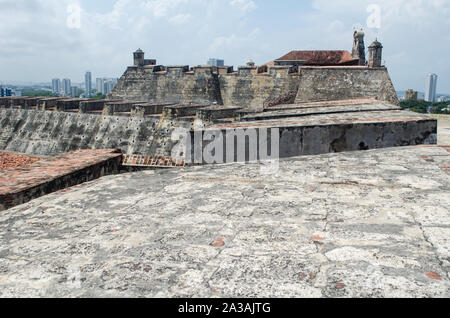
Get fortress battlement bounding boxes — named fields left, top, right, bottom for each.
left=110, top=32, right=398, bottom=111
left=124, top=63, right=298, bottom=77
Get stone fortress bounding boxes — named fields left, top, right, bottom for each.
left=109, top=30, right=399, bottom=110
left=0, top=31, right=437, bottom=167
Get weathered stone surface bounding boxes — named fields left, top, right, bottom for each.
left=109, top=66, right=223, bottom=106
left=0, top=109, right=190, bottom=157
left=295, top=67, right=399, bottom=106
left=218, top=68, right=300, bottom=112
left=0, top=146, right=448, bottom=297
left=240, top=100, right=401, bottom=121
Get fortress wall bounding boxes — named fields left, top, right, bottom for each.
left=295, top=67, right=399, bottom=105
left=110, top=65, right=300, bottom=112
left=219, top=69, right=300, bottom=112
left=109, top=64, right=398, bottom=112
left=108, top=66, right=222, bottom=105
left=0, top=109, right=190, bottom=157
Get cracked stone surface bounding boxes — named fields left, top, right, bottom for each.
left=436, top=117, right=450, bottom=146
left=0, top=145, right=449, bottom=298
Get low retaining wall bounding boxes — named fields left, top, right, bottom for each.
left=190, top=115, right=437, bottom=163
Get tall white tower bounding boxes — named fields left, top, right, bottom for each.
left=425, top=74, right=438, bottom=102
left=85, top=71, right=92, bottom=96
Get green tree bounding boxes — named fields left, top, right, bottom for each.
left=92, top=93, right=107, bottom=99
left=21, top=90, right=53, bottom=97
left=400, top=100, right=450, bottom=114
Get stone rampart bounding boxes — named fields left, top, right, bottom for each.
left=109, top=64, right=398, bottom=112
left=0, top=108, right=190, bottom=157
left=109, top=65, right=301, bottom=112
left=108, top=66, right=222, bottom=105
left=295, top=67, right=399, bottom=105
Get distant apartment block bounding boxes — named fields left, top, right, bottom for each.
left=103, top=78, right=118, bottom=95
left=207, top=58, right=225, bottom=66
left=425, top=73, right=438, bottom=102
left=437, top=96, right=448, bottom=102
left=0, top=87, right=13, bottom=97
left=1, top=86, right=19, bottom=97
left=96, top=78, right=104, bottom=94
left=404, top=89, right=418, bottom=101
left=52, top=79, right=61, bottom=95
left=62, top=79, right=71, bottom=97
left=70, top=86, right=79, bottom=98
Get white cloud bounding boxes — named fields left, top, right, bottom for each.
left=143, top=0, right=188, bottom=18
left=230, top=0, right=257, bottom=14
left=169, top=13, right=192, bottom=25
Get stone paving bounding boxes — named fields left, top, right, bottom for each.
left=0, top=145, right=448, bottom=298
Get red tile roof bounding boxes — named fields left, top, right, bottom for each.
left=271, top=50, right=359, bottom=66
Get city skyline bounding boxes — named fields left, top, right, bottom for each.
left=1, top=0, right=449, bottom=93
left=49, top=70, right=119, bottom=97
left=207, top=58, right=225, bottom=67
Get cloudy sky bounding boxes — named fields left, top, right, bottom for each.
left=1, top=0, right=449, bottom=93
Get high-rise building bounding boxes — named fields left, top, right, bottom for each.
left=1, top=87, right=13, bottom=97
left=70, top=86, right=79, bottom=98
left=425, top=73, right=438, bottom=102
left=62, top=79, right=71, bottom=96
left=96, top=78, right=104, bottom=95
left=85, top=71, right=92, bottom=96
left=207, top=58, right=225, bottom=66
left=52, top=79, right=61, bottom=95
left=103, top=78, right=118, bottom=95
